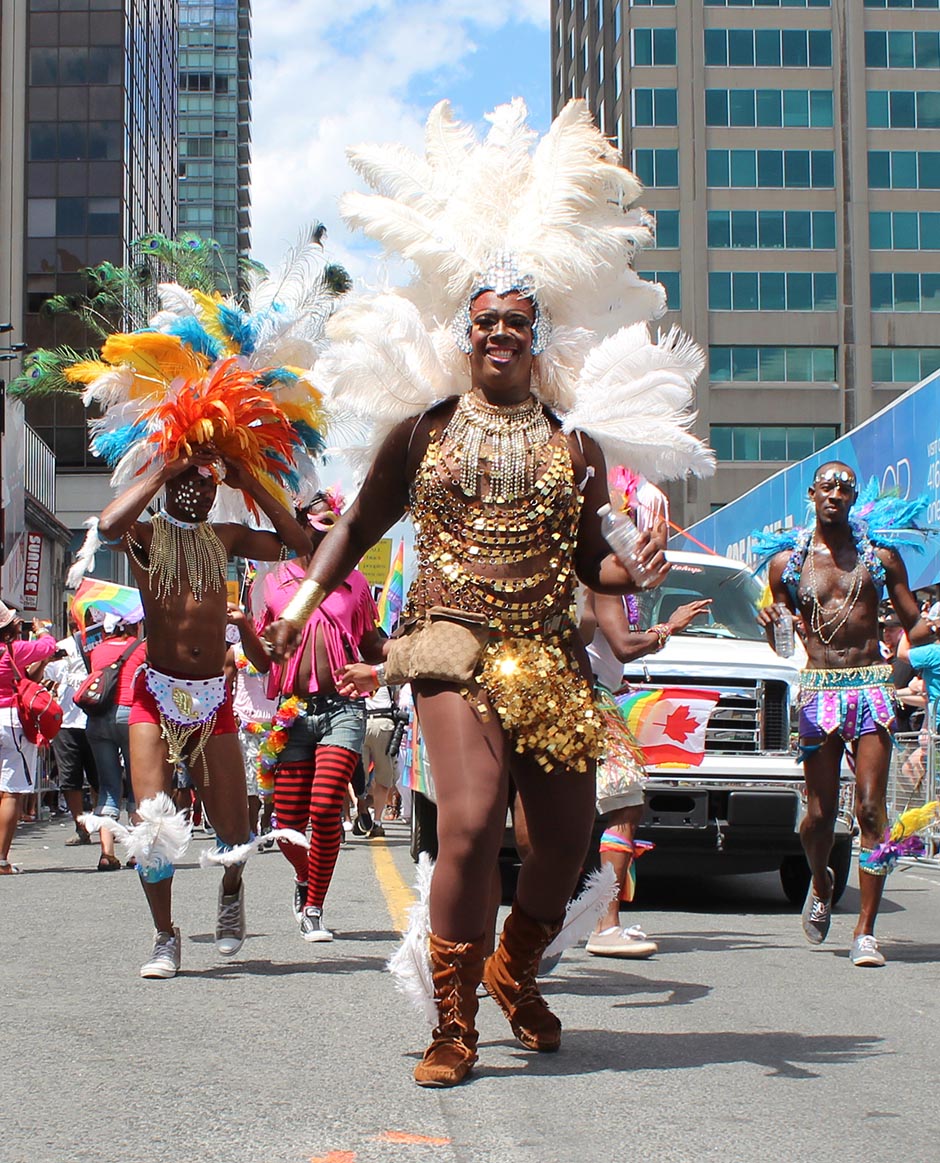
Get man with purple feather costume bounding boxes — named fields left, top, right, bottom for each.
left=754, top=463, right=935, bottom=967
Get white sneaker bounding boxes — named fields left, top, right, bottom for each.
left=585, top=924, right=659, bottom=959
left=299, top=905, right=333, bottom=942
left=140, top=927, right=181, bottom=978
left=215, top=882, right=245, bottom=956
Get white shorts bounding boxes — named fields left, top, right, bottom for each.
left=0, top=708, right=38, bottom=795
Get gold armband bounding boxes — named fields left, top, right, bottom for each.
left=281, top=579, right=327, bottom=628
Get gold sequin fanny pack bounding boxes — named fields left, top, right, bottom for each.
left=385, top=606, right=491, bottom=686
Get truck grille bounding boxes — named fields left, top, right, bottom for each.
left=619, top=676, right=791, bottom=754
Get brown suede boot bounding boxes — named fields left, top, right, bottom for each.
left=483, top=901, right=564, bottom=1052
left=413, top=933, right=485, bottom=1088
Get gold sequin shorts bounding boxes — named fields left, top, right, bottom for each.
left=477, top=634, right=605, bottom=774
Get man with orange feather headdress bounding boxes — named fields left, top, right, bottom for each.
left=17, top=233, right=339, bottom=978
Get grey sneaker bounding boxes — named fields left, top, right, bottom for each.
left=299, top=905, right=333, bottom=943
left=801, top=866, right=834, bottom=945
left=292, top=880, right=308, bottom=923
left=586, top=925, right=659, bottom=959
left=215, top=882, right=245, bottom=956
left=851, top=934, right=886, bottom=967
left=140, top=927, right=181, bottom=979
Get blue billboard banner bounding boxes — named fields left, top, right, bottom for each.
left=674, top=370, right=940, bottom=591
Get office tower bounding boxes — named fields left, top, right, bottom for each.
left=552, top=1, right=940, bottom=524
left=19, top=0, right=177, bottom=562
left=178, top=0, right=251, bottom=290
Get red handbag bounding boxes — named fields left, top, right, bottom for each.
left=2, top=643, right=63, bottom=746
left=74, top=638, right=140, bottom=716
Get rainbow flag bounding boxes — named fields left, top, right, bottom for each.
left=615, top=686, right=722, bottom=767
left=377, top=540, right=405, bottom=635
left=70, top=577, right=144, bottom=634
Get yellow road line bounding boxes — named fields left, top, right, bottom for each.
left=370, top=838, right=415, bottom=932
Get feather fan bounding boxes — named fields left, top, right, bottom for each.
left=387, top=852, right=437, bottom=1025
left=66, top=519, right=103, bottom=587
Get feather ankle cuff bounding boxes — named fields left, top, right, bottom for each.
left=387, top=852, right=437, bottom=1026
left=198, top=828, right=309, bottom=868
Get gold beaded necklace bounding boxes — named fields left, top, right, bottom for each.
left=442, top=390, right=552, bottom=502
left=804, top=539, right=865, bottom=645
left=128, top=511, right=228, bottom=602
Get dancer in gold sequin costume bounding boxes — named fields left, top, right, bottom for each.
left=267, top=99, right=711, bottom=1087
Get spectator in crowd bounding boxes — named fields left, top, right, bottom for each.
left=84, top=615, right=146, bottom=870
left=0, top=602, right=57, bottom=874
left=45, top=614, right=99, bottom=845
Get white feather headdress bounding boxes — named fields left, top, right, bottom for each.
left=321, top=98, right=713, bottom=483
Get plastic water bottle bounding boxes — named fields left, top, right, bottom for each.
left=773, top=610, right=795, bottom=657
left=598, top=504, right=650, bottom=586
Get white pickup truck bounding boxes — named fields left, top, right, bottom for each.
left=623, top=550, right=854, bottom=904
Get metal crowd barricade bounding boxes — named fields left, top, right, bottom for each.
left=33, top=744, right=59, bottom=822
left=888, top=711, right=940, bottom=864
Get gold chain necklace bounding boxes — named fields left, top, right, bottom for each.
left=443, top=390, right=551, bottom=502
left=804, top=540, right=865, bottom=645
left=134, top=512, right=228, bottom=602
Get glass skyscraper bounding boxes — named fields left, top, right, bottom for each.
left=552, top=0, right=940, bottom=523
left=178, top=0, right=251, bottom=290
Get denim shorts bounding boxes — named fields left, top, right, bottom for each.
left=279, top=694, right=366, bottom=762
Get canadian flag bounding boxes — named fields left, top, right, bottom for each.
left=614, top=686, right=722, bottom=766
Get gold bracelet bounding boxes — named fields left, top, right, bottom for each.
left=281, top=579, right=327, bottom=628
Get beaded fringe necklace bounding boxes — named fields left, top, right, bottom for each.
left=804, top=541, right=865, bottom=645
left=443, top=390, right=551, bottom=502
left=130, top=511, right=228, bottom=602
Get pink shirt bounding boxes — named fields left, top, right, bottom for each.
left=259, top=561, right=378, bottom=698
left=0, top=635, right=57, bottom=706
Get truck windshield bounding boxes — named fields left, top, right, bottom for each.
left=634, top=560, right=765, bottom=642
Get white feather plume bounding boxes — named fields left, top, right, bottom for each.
left=66, top=519, right=103, bottom=587
left=542, top=864, right=618, bottom=959
left=563, top=324, right=715, bottom=483
left=79, top=812, right=131, bottom=842
left=198, top=828, right=309, bottom=868
left=387, top=852, right=437, bottom=1026
left=120, top=793, right=191, bottom=872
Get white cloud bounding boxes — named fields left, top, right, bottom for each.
left=249, top=0, right=550, bottom=280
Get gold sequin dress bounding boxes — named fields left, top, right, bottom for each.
left=407, top=402, right=605, bottom=774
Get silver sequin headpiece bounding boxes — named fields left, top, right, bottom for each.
left=452, top=250, right=553, bottom=356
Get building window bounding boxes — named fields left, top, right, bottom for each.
left=871, top=347, right=940, bottom=383
left=704, top=30, right=831, bottom=68
left=868, top=151, right=940, bottom=189
left=709, top=346, right=836, bottom=384
left=633, top=148, right=679, bottom=187
left=654, top=209, right=680, bottom=248
left=631, top=1, right=676, bottom=7
left=632, top=28, right=677, bottom=67
left=865, top=0, right=940, bottom=6
left=710, top=425, right=839, bottom=463
left=865, top=30, right=940, bottom=69
left=707, top=210, right=836, bottom=250
left=632, top=88, right=678, bottom=127
left=705, top=89, right=833, bottom=129
left=867, top=91, right=940, bottom=129
left=707, top=149, right=834, bottom=189
left=705, top=1, right=829, bottom=6
left=870, top=211, right=940, bottom=250
left=708, top=271, right=837, bottom=311
left=639, top=270, right=681, bottom=309
left=870, top=272, right=940, bottom=312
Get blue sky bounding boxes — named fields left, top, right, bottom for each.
left=250, top=1, right=551, bottom=280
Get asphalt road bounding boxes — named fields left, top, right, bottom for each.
left=3, top=815, right=939, bottom=1163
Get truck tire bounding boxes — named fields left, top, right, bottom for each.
left=409, top=791, right=438, bottom=863
left=780, top=836, right=853, bottom=906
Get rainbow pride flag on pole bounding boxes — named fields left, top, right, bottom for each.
left=70, top=577, right=144, bottom=633
left=615, top=686, right=722, bottom=767
left=377, top=540, right=405, bottom=635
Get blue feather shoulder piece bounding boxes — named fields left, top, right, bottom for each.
left=851, top=478, right=931, bottom=551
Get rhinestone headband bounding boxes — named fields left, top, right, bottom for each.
left=814, top=468, right=856, bottom=488
left=452, top=250, right=552, bottom=356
